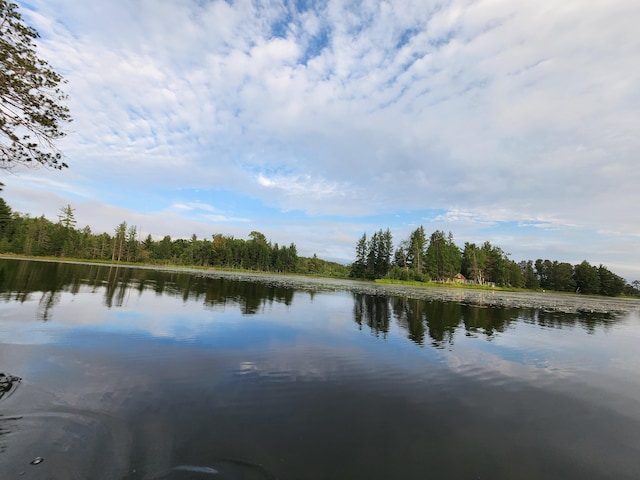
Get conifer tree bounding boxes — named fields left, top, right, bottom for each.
left=1, top=0, right=71, bottom=169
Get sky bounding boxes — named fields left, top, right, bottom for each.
left=2, top=0, right=640, bottom=281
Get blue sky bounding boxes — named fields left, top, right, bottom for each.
left=3, top=0, right=640, bottom=280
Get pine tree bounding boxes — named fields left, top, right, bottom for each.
left=1, top=0, right=71, bottom=169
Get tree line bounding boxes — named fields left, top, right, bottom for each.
left=5, top=0, right=633, bottom=298
left=0, top=197, right=636, bottom=297
left=350, top=226, right=637, bottom=297
left=0, top=198, right=349, bottom=277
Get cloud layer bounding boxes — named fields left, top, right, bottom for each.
left=3, top=0, right=640, bottom=280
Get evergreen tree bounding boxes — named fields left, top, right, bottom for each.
left=0, top=197, right=12, bottom=237
left=286, top=243, right=298, bottom=272
left=351, top=233, right=368, bottom=278
left=407, top=226, right=426, bottom=275
left=376, top=228, right=393, bottom=277
left=393, top=240, right=408, bottom=270
left=462, top=242, right=487, bottom=284
left=365, top=231, right=378, bottom=278
left=126, top=225, right=138, bottom=262
left=112, top=222, right=127, bottom=262
left=57, top=204, right=76, bottom=229
left=483, top=242, right=505, bottom=285
left=425, top=230, right=461, bottom=280
left=1, top=0, right=71, bottom=169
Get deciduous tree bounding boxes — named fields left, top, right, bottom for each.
left=573, top=260, right=599, bottom=294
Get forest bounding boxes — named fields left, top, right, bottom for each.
left=0, top=199, right=348, bottom=277
left=350, top=226, right=638, bottom=297
left=0, top=197, right=637, bottom=297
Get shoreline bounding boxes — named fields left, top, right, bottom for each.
left=199, top=270, right=640, bottom=315
left=3, top=256, right=640, bottom=315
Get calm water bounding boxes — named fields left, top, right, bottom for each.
left=0, top=259, right=639, bottom=479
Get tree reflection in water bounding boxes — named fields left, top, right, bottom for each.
left=0, top=259, right=294, bottom=319
left=355, top=293, right=616, bottom=348
left=0, top=258, right=616, bottom=342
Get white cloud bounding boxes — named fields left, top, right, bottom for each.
left=4, top=0, right=639, bottom=280
left=201, top=214, right=251, bottom=223
left=257, top=172, right=351, bottom=200
left=170, top=202, right=217, bottom=213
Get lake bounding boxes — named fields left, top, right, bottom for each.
left=1, top=258, right=639, bottom=479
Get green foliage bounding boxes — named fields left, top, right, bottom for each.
left=0, top=197, right=632, bottom=296
left=573, top=260, right=599, bottom=294
left=407, top=226, right=426, bottom=274
left=0, top=198, right=347, bottom=276
left=535, top=259, right=575, bottom=292
left=553, top=262, right=575, bottom=292
left=505, top=260, right=524, bottom=288
left=520, top=260, right=539, bottom=289
left=461, top=241, right=523, bottom=287
left=597, top=265, right=625, bottom=297
left=350, top=229, right=393, bottom=279
left=1, top=0, right=71, bottom=169
left=425, top=230, right=460, bottom=281
left=462, top=242, right=486, bottom=284
left=350, top=223, right=629, bottom=296
left=624, top=280, right=640, bottom=297
left=57, top=204, right=76, bottom=229
left=0, top=196, right=11, bottom=236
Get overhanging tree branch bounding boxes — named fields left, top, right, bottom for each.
left=0, top=0, right=71, bottom=170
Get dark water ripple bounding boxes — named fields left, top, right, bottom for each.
left=1, top=259, right=640, bottom=479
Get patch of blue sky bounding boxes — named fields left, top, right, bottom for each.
left=270, top=10, right=292, bottom=39
left=396, top=48, right=429, bottom=77
left=266, top=0, right=331, bottom=66
left=127, top=105, right=150, bottom=121
left=172, top=188, right=310, bottom=224
left=78, top=179, right=164, bottom=213
left=374, top=84, right=410, bottom=112
left=396, top=27, right=421, bottom=50
left=457, top=78, right=489, bottom=97
left=350, top=209, right=449, bottom=231
left=267, top=0, right=327, bottom=42
left=429, top=28, right=457, bottom=49
left=291, top=0, right=319, bottom=13
left=16, top=0, right=37, bottom=11
left=468, top=221, right=555, bottom=240
left=175, top=191, right=449, bottom=234
left=22, top=7, right=79, bottom=47
left=299, top=27, right=330, bottom=66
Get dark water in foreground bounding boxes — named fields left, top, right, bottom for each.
left=0, top=259, right=639, bottom=479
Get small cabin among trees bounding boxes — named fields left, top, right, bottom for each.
left=453, top=273, right=466, bottom=283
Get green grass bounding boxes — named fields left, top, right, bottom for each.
left=374, top=277, right=537, bottom=293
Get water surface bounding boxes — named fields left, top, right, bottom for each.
left=0, top=259, right=639, bottom=479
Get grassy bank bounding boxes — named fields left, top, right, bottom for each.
left=374, top=277, right=536, bottom=294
